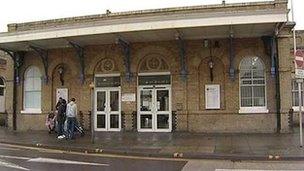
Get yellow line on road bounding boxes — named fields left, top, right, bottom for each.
left=0, top=143, right=188, bottom=162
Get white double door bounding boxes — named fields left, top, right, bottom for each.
left=95, top=88, right=121, bottom=131
left=138, top=86, right=171, bottom=132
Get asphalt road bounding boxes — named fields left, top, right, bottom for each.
left=0, top=143, right=186, bottom=171
left=0, top=143, right=304, bottom=171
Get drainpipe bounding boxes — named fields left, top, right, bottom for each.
left=274, top=37, right=281, bottom=132
left=12, top=61, right=17, bottom=130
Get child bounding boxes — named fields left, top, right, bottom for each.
left=45, top=112, right=56, bottom=134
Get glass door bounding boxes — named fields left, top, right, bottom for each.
left=138, top=86, right=171, bottom=132
left=95, top=90, right=107, bottom=130
left=108, top=89, right=120, bottom=131
left=156, top=88, right=171, bottom=131
left=139, top=88, right=153, bottom=130
left=95, top=88, right=121, bottom=131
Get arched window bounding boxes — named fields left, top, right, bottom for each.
left=24, top=66, right=41, bottom=112
left=0, top=77, right=5, bottom=113
left=239, top=57, right=267, bottom=112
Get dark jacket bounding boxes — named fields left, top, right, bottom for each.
left=57, top=103, right=66, bottom=123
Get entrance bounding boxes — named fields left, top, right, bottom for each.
left=0, top=78, right=5, bottom=113
left=137, top=74, right=171, bottom=132
left=94, top=75, right=121, bottom=131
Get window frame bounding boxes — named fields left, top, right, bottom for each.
left=292, top=79, right=304, bottom=111
left=22, top=66, right=42, bottom=114
left=238, top=57, right=268, bottom=114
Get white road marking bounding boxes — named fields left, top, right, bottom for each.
left=0, top=155, right=31, bottom=160
left=28, top=157, right=109, bottom=166
left=0, top=159, right=30, bottom=171
left=215, top=169, right=301, bottom=171
left=0, top=147, right=22, bottom=151
left=0, top=154, right=109, bottom=167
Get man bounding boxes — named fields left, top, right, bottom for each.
left=57, top=99, right=66, bottom=139
left=66, top=98, right=77, bottom=140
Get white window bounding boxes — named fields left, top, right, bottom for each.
left=0, top=77, right=5, bottom=113
left=239, top=57, right=268, bottom=113
left=292, top=80, right=303, bottom=111
left=23, top=66, right=42, bottom=113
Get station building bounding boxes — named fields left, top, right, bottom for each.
left=0, top=0, right=298, bottom=133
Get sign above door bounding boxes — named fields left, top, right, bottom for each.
left=95, top=76, right=121, bottom=88
left=138, top=75, right=171, bottom=86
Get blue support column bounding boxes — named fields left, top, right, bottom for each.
left=117, top=38, right=132, bottom=82
left=69, top=42, right=85, bottom=84
left=262, top=36, right=276, bottom=77
left=176, top=35, right=188, bottom=81
left=270, top=37, right=277, bottom=77
left=229, top=33, right=235, bottom=80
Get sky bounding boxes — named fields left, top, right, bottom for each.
left=0, top=0, right=303, bottom=32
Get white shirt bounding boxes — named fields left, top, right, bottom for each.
left=66, top=101, right=77, bottom=118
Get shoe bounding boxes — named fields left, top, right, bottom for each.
left=57, top=135, right=66, bottom=139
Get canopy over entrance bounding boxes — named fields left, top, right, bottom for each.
left=0, top=0, right=289, bottom=51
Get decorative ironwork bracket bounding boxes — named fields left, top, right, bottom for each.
left=116, top=38, right=132, bottom=82
left=29, top=45, right=49, bottom=83
left=262, top=36, right=277, bottom=77
left=176, top=35, right=188, bottom=81
left=69, top=41, right=85, bottom=84
left=229, top=32, right=235, bottom=80
left=0, top=48, right=24, bottom=85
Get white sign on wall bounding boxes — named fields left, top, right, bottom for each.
left=205, top=84, right=220, bottom=109
left=56, top=88, right=68, bottom=103
left=122, top=93, right=136, bottom=102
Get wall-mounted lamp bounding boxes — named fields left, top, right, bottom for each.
left=89, top=82, right=95, bottom=89
left=58, top=66, right=64, bottom=86
left=208, top=59, right=214, bottom=82
left=203, top=39, right=209, bottom=48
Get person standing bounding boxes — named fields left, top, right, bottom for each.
left=66, top=98, right=77, bottom=140
left=57, top=99, right=66, bottom=139
left=55, top=97, right=63, bottom=111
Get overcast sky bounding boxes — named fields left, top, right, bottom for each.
left=0, top=0, right=303, bottom=32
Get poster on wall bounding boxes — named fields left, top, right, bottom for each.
left=205, top=84, right=220, bottom=109
left=122, top=93, right=136, bottom=102
left=56, top=88, right=68, bottom=103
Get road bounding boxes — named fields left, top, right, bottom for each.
left=0, top=143, right=303, bottom=171
left=0, top=143, right=186, bottom=171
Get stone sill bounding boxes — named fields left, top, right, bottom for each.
left=21, top=109, right=42, bottom=114
left=239, top=107, right=269, bottom=114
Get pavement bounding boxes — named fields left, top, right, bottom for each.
left=0, top=127, right=304, bottom=161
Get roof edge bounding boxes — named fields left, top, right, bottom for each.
left=7, top=0, right=287, bottom=32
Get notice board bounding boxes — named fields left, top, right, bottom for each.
left=205, top=84, right=220, bottom=109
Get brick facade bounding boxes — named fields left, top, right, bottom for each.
left=12, top=37, right=283, bottom=133
left=0, top=51, right=14, bottom=127
left=0, top=0, right=297, bottom=133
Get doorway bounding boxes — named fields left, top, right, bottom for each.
left=94, top=75, right=121, bottom=131
left=137, top=73, right=171, bottom=132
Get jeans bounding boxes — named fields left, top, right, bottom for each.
left=67, top=117, right=76, bottom=139
left=57, top=121, right=64, bottom=136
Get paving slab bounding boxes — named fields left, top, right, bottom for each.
left=0, top=128, right=304, bottom=160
